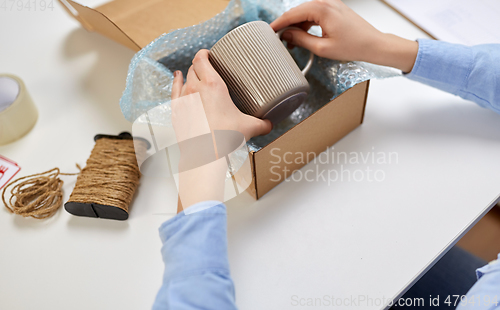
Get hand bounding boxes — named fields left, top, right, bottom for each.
left=270, top=0, right=418, bottom=73
left=171, top=49, right=272, bottom=141
left=170, top=49, right=272, bottom=213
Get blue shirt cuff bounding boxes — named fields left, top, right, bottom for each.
left=405, top=38, right=474, bottom=96
left=158, top=201, right=229, bottom=280
left=476, top=253, right=500, bottom=280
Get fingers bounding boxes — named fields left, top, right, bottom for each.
left=181, top=65, right=200, bottom=95
left=298, top=21, right=318, bottom=32
left=192, top=49, right=220, bottom=82
left=270, top=2, right=324, bottom=31
left=187, top=65, right=200, bottom=84
left=278, top=20, right=319, bottom=50
left=281, top=28, right=327, bottom=57
left=171, top=70, right=183, bottom=100
left=175, top=49, right=217, bottom=98
left=242, top=115, right=273, bottom=139
left=258, top=119, right=273, bottom=137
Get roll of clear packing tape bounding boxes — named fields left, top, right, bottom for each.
left=0, top=74, right=38, bottom=145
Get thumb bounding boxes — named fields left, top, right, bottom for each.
left=282, top=29, right=326, bottom=57
left=242, top=115, right=273, bottom=139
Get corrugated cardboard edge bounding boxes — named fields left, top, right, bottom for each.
left=253, top=80, right=369, bottom=199
left=58, top=0, right=141, bottom=50
left=247, top=151, right=258, bottom=199
left=360, top=80, right=370, bottom=124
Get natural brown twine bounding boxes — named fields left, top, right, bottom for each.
left=66, top=138, right=146, bottom=214
left=2, top=137, right=147, bottom=219
left=2, top=167, right=80, bottom=219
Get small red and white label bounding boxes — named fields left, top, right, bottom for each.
left=0, top=155, right=21, bottom=189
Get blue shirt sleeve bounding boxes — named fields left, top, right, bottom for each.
left=405, top=39, right=500, bottom=114
left=455, top=254, right=500, bottom=310
left=152, top=201, right=238, bottom=310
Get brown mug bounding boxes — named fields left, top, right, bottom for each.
left=209, top=21, right=314, bottom=124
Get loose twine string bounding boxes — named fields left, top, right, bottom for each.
left=1, top=138, right=146, bottom=219
left=2, top=168, right=80, bottom=219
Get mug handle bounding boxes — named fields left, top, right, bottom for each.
left=276, top=27, right=314, bottom=76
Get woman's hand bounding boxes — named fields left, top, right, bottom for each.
left=171, top=49, right=272, bottom=141
left=270, top=0, right=418, bottom=73
left=171, top=49, right=272, bottom=213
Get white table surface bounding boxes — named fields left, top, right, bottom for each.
left=1, top=1, right=499, bottom=309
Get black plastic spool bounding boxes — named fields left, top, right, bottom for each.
left=64, top=132, right=149, bottom=221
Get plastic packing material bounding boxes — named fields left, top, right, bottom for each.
left=120, top=0, right=400, bottom=152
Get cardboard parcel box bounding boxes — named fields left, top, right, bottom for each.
left=59, top=0, right=370, bottom=199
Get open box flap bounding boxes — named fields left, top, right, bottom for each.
left=58, top=0, right=231, bottom=51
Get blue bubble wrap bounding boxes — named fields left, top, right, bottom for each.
left=120, top=0, right=399, bottom=151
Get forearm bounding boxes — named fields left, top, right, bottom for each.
left=404, top=39, right=500, bottom=113
left=177, top=157, right=227, bottom=213
left=359, top=33, right=418, bottom=73
left=154, top=202, right=237, bottom=310
left=364, top=34, right=500, bottom=112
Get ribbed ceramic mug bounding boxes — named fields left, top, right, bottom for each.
left=209, top=21, right=314, bottom=124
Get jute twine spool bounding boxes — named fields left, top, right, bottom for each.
left=2, top=132, right=148, bottom=221
left=65, top=136, right=147, bottom=220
